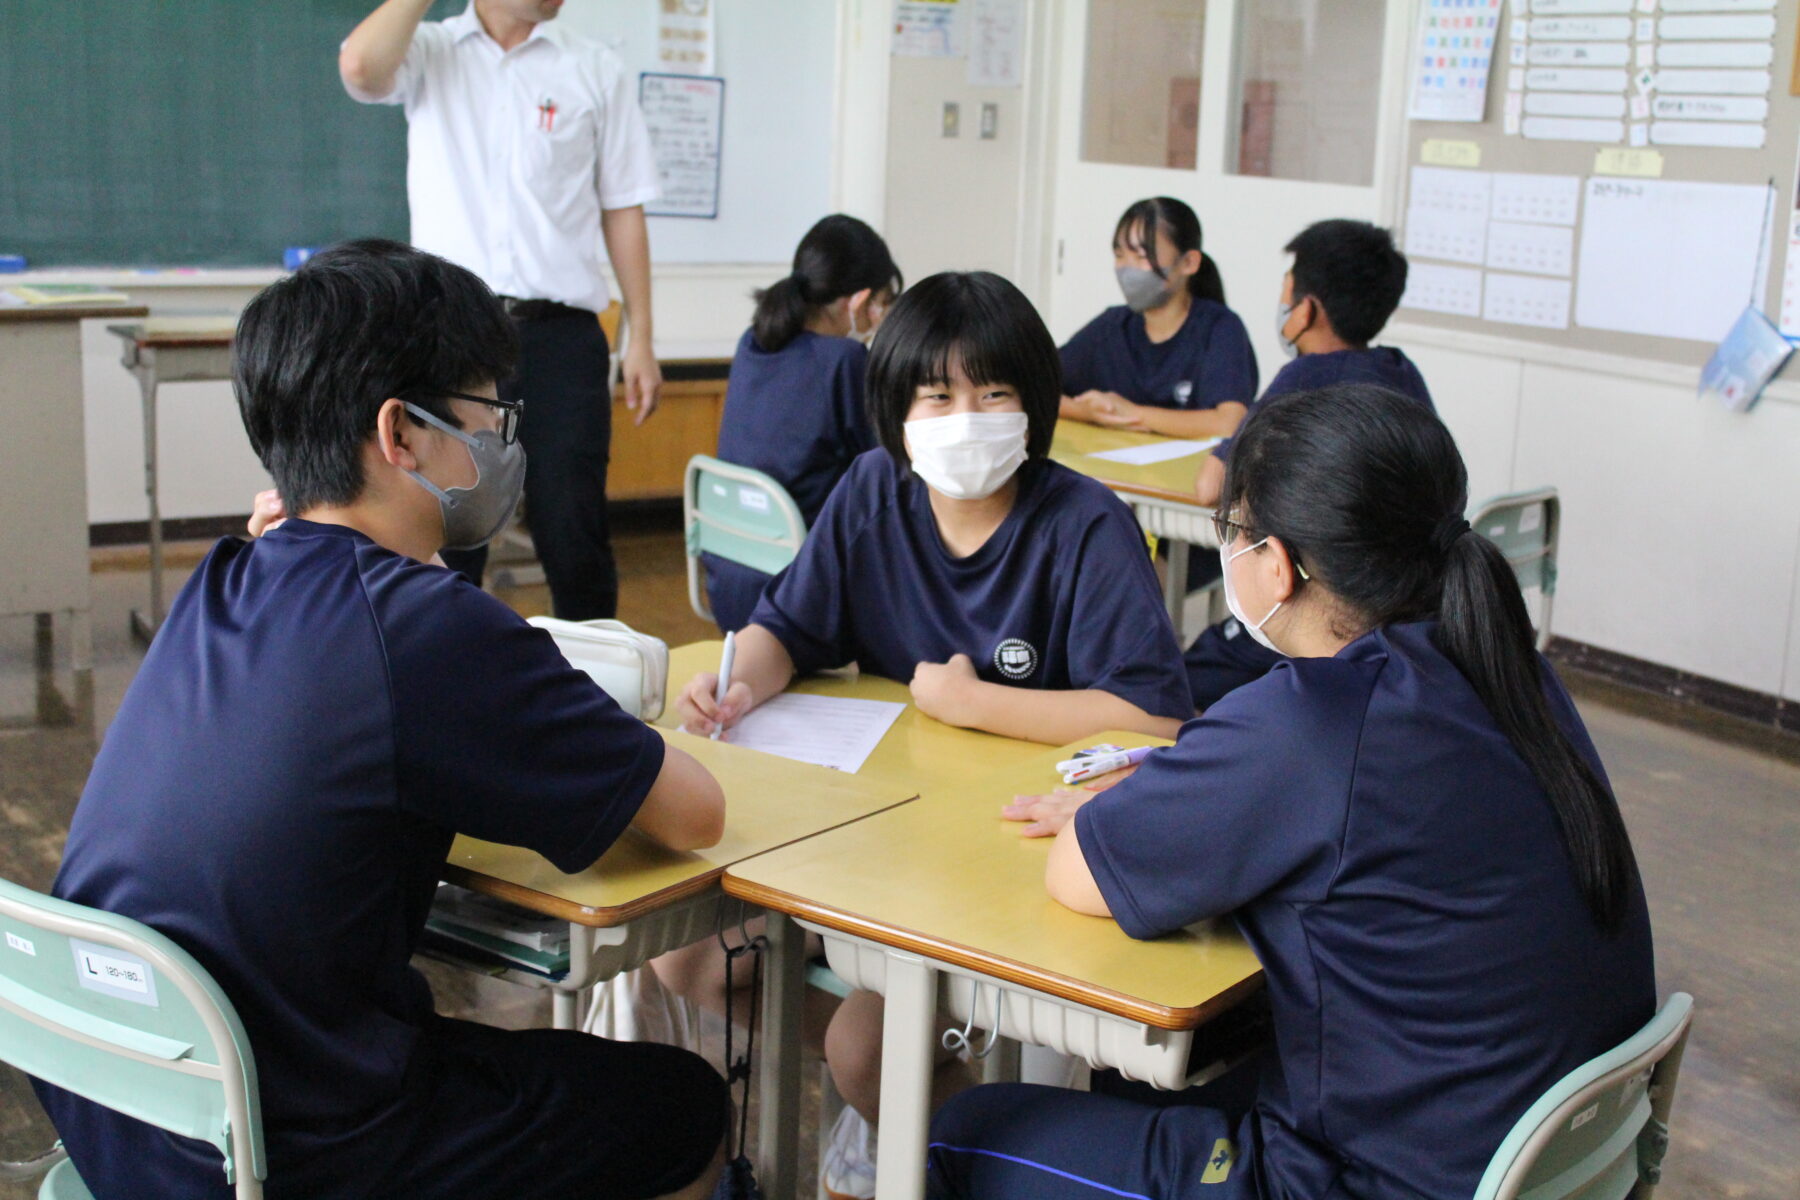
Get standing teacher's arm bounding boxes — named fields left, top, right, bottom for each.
left=338, top=0, right=435, bottom=100
left=602, top=206, right=662, bottom=427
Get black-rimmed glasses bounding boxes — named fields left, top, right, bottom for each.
left=1211, top=510, right=1257, bottom=548
left=423, top=390, right=523, bottom=445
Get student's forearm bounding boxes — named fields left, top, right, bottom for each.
left=601, top=206, right=655, bottom=344
left=340, top=0, right=433, bottom=98
left=960, top=684, right=1184, bottom=745
left=732, top=624, right=798, bottom=710
left=633, top=743, right=726, bottom=851
left=1195, top=454, right=1226, bottom=508
left=1139, top=402, right=1247, bottom=439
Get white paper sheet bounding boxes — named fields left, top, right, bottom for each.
left=1524, top=66, right=1630, bottom=90
left=1660, top=0, right=1773, bottom=10
left=1529, top=15, right=1633, bottom=37
left=893, top=0, right=965, bottom=57
left=1575, top=178, right=1774, bottom=342
left=1405, top=207, right=1490, bottom=264
left=1483, top=273, right=1573, bottom=327
left=1487, top=220, right=1576, bottom=275
left=1649, top=68, right=1773, bottom=94
left=1401, top=262, right=1484, bottom=316
left=1778, top=211, right=1800, bottom=338
left=1652, top=94, right=1769, bottom=119
left=1490, top=172, right=1583, bottom=224
left=1408, top=0, right=1504, bottom=122
left=1530, top=0, right=1633, bottom=10
left=1524, top=90, right=1628, bottom=117
left=1529, top=42, right=1632, bottom=66
left=1657, top=13, right=1777, bottom=37
left=1649, top=120, right=1766, bottom=148
left=1654, top=41, right=1774, bottom=67
left=723, top=694, right=905, bottom=773
left=966, top=0, right=1024, bottom=87
left=1523, top=115, right=1625, bottom=141
left=1410, top=165, right=1495, bottom=216
left=1086, top=438, right=1223, bottom=466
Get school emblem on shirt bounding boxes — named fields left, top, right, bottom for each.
left=537, top=97, right=559, bottom=132
left=1173, top=380, right=1194, bottom=407
left=1200, top=1138, right=1237, bottom=1183
left=992, top=638, right=1038, bottom=681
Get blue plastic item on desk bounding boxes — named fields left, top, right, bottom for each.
left=0, top=255, right=26, bottom=273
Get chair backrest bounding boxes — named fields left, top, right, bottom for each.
left=0, top=877, right=265, bottom=1197
left=1471, top=487, right=1560, bottom=650
left=1474, top=992, right=1693, bottom=1200
left=683, top=455, right=809, bottom=622
left=528, top=617, right=669, bottom=721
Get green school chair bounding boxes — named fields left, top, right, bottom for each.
left=683, top=455, right=809, bottom=624
left=1474, top=991, right=1694, bottom=1200
left=1470, top=487, right=1560, bottom=652
left=0, top=876, right=266, bottom=1198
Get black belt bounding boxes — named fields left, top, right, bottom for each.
left=499, top=296, right=593, bottom=322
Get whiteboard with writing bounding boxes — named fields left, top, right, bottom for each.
left=1574, top=177, right=1773, bottom=342
left=640, top=73, right=724, bottom=219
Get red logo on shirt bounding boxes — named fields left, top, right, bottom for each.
left=537, top=98, right=558, bottom=132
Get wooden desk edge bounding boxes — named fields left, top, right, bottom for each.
left=441, top=863, right=725, bottom=928
left=1, top=305, right=149, bottom=323
left=1093, top=477, right=1205, bottom=507
left=723, top=875, right=1264, bottom=1032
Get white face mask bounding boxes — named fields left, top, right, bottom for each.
left=1274, top=301, right=1300, bottom=360
left=1220, top=536, right=1285, bottom=654
left=903, top=411, right=1029, bottom=500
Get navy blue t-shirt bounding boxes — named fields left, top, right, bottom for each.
left=1060, top=300, right=1259, bottom=411
left=1213, top=346, right=1432, bottom=464
left=748, top=451, right=1193, bottom=721
left=1077, top=622, right=1655, bottom=1199
left=37, top=520, right=666, bottom=1196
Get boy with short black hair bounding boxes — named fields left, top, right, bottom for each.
left=1187, top=219, right=1435, bottom=709
left=34, top=239, right=728, bottom=1200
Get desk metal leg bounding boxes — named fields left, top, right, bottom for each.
left=129, top=367, right=164, bottom=643
left=757, top=912, right=804, bottom=1200
left=1163, top=538, right=1190, bottom=633
left=874, top=951, right=936, bottom=1200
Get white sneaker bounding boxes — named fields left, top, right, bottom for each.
left=820, top=1106, right=877, bottom=1200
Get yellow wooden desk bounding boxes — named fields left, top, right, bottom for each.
left=444, top=726, right=913, bottom=1199
left=1051, top=419, right=1222, bottom=627
left=660, top=641, right=1051, bottom=795
left=724, top=733, right=1264, bottom=1200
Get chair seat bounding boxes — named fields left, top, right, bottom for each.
left=39, top=1159, right=94, bottom=1200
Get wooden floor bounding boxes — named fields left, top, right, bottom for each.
left=1, top=519, right=1796, bottom=1197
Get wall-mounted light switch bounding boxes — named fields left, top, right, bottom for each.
left=942, top=102, right=960, bottom=138
left=980, top=103, right=998, bottom=139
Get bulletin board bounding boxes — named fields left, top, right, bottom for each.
left=1395, top=0, right=1800, bottom=368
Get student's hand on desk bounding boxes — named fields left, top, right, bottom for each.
left=909, top=654, right=981, bottom=727
left=676, top=671, right=753, bottom=737
left=1085, top=392, right=1149, bottom=431
left=247, top=490, right=287, bottom=537
left=1003, top=765, right=1136, bottom=837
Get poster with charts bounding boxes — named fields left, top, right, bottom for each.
left=893, top=0, right=965, bottom=58
left=1408, top=0, right=1505, bottom=122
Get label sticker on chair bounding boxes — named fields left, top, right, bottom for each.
left=1519, top=506, right=1543, bottom=533
left=737, top=487, right=771, bottom=513
left=1570, top=1102, right=1599, bottom=1131
left=5, top=932, right=35, bottom=956
left=71, top=940, right=159, bottom=1007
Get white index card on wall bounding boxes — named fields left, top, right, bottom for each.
left=1525, top=66, right=1631, bottom=90
left=1487, top=220, right=1577, bottom=275
left=1658, top=13, right=1777, bottom=36
left=1490, top=172, right=1583, bottom=224
left=1529, top=41, right=1633, bottom=66
left=1661, top=0, right=1774, bottom=10
left=1410, top=165, right=1495, bottom=216
left=1483, top=272, right=1574, bottom=327
left=1525, top=90, right=1628, bottom=117
left=1651, top=68, right=1774, bottom=94
left=1406, top=208, right=1491, bottom=264
left=1530, top=0, right=1633, bottom=12
left=1655, top=41, right=1774, bottom=67
left=1402, top=263, right=1485, bottom=316
left=1529, top=15, right=1633, bottom=36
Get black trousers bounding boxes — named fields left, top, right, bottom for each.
left=442, top=310, right=618, bottom=620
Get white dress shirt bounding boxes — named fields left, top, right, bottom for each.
left=350, top=5, right=659, bottom=313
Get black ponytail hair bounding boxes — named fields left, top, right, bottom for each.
left=1113, top=196, right=1226, bottom=306
left=752, top=214, right=903, bottom=352
left=1222, top=384, right=1641, bottom=934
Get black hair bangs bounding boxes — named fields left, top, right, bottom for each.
left=864, top=271, right=1062, bottom=461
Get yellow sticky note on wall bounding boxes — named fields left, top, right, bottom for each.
left=1421, top=139, right=1482, bottom=168
left=1593, top=147, right=1664, bottom=178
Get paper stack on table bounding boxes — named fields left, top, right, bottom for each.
left=1086, top=437, right=1223, bottom=466
left=724, top=693, right=905, bottom=773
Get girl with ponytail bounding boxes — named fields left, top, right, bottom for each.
left=1060, top=196, right=1259, bottom=438
left=707, top=214, right=903, bottom=630
left=929, top=384, right=1655, bottom=1200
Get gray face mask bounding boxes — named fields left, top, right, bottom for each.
left=1116, top=266, right=1175, bottom=313
left=401, top=402, right=526, bottom=551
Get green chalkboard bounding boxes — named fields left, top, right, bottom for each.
left=1, top=1, right=459, bottom=268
